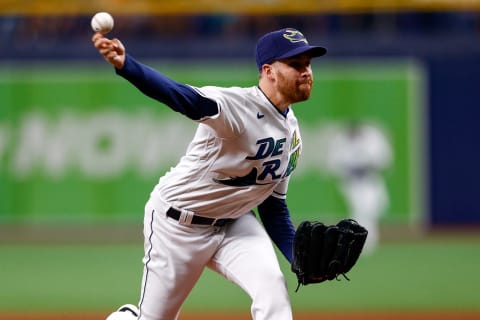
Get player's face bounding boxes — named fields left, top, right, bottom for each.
left=273, top=54, right=314, bottom=103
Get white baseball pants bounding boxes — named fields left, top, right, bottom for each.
left=137, top=197, right=293, bottom=320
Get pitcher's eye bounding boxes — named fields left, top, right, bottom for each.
left=289, top=61, right=310, bottom=70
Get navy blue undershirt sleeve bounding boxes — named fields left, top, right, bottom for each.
left=257, top=195, right=296, bottom=263
left=115, top=54, right=218, bottom=120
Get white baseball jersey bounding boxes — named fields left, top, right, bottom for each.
left=113, top=54, right=300, bottom=320
left=152, top=85, right=302, bottom=219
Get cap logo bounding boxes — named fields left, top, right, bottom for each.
left=283, top=29, right=308, bottom=44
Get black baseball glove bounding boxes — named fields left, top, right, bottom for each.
left=291, top=218, right=368, bottom=291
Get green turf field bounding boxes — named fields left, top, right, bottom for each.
left=1, top=234, right=479, bottom=313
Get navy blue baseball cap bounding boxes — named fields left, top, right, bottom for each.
left=255, top=28, right=327, bottom=70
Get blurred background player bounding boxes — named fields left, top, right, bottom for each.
left=326, top=120, right=392, bottom=254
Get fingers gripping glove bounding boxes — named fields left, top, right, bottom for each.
left=291, top=219, right=368, bottom=291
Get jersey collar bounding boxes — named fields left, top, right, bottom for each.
left=257, top=86, right=290, bottom=118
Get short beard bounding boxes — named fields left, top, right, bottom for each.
left=277, top=71, right=313, bottom=103
left=292, top=79, right=313, bottom=102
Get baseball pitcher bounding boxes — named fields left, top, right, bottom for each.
left=93, top=27, right=363, bottom=320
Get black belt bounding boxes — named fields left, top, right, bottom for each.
left=166, top=207, right=233, bottom=227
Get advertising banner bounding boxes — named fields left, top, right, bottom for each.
left=0, top=60, right=425, bottom=225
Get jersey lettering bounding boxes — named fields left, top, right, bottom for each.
left=247, top=137, right=288, bottom=182
left=258, top=159, right=282, bottom=180
left=246, top=137, right=286, bottom=160
left=215, top=135, right=299, bottom=186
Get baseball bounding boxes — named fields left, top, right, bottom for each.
left=91, top=12, right=114, bottom=34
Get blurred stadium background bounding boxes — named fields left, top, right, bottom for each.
left=1, top=1, right=480, bottom=319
